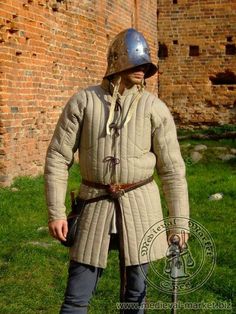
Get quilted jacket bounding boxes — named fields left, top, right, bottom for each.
left=44, top=79, right=189, bottom=268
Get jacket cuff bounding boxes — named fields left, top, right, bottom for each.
left=48, top=209, right=67, bottom=222
left=167, top=216, right=190, bottom=234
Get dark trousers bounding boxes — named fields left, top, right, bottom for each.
left=60, top=260, right=149, bottom=314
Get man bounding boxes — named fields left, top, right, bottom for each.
left=44, top=28, right=189, bottom=314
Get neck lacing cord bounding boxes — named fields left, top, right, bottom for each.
left=106, top=78, right=145, bottom=136
left=106, top=76, right=121, bottom=135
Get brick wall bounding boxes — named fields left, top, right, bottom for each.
left=157, top=0, right=236, bottom=126
left=1, top=0, right=236, bottom=186
left=0, top=0, right=158, bottom=186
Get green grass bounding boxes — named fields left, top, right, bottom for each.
left=177, top=124, right=236, bottom=136
left=0, top=140, right=235, bottom=313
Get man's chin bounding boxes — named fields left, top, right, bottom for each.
left=131, top=78, right=143, bottom=85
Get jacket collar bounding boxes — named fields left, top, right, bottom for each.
left=101, top=77, right=144, bottom=135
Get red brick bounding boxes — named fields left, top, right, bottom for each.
left=1, top=0, right=235, bottom=187
left=157, top=0, right=236, bottom=127
left=0, top=0, right=158, bottom=186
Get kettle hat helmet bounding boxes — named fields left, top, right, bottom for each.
left=104, top=28, right=157, bottom=79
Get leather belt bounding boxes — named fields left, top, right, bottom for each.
left=81, top=176, right=153, bottom=198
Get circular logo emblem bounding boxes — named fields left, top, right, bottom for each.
left=138, top=217, right=216, bottom=295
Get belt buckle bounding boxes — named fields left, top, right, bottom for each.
left=108, top=183, right=125, bottom=198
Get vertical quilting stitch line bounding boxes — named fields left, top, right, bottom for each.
left=154, top=100, right=176, bottom=171
left=102, top=90, right=108, bottom=183
left=161, top=117, right=175, bottom=171
left=87, top=199, right=103, bottom=263
left=124, top=190, right=141, bottom=264
left=120, top=115, right=128, bottom=183
left=143, top=182, right=157, bottom=230
left=146, top=93, right=154, bottom=120
left=84, top=90, right=92, bottom=180
left=120, top=196, right=131, bottom=266
left=121, top=93, right=131, bottom=127
left=132, top=98, right=137, bottom=181
left=97, top=201, right=113, bottom=266
left=122, top=92, right=142, bottom=129
left=150, top=95, right=158, bottom=135
left=120, top=115, right=124, bottom=181
left=152, top=128, right=164, bottom=170
left=140, top=94, right=146, bottom=150
left=86, top=90, right=92, bottom=150
left=71, top=201, right=89, bottom=257
left=81, top=89, right=88, bottom=126
left=82, top=201, right=97, bottom=262
left=143, top=93, right=154, bottom=169
left=129, top=188, right=147, bottom=262
left=54, top=181, right=59, bottom=217
left=91, top=89, right=97, bottom=147
left=57, top=119, right=70, bottom=151
left=139, top=183, right=158, bottom=263
left=92, top=89, right=100, bottom=181
left=94, top=200, right=109, bottom=266
left=94, top=89, right=102, bottom=182
left=71, top=203, right=84, bottom=260
left=121, top=94, right=130, bottom=182
left=82, top=89, right=89, bottom=180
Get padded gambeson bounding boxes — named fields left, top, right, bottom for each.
left=44, top=82, right=189, bottom=268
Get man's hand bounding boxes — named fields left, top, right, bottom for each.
left=168, top=231, right=189, bottom=250
left=48, top=219, right=68, bottom=242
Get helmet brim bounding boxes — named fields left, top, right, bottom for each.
left=104, top=62, right=158, bottom=80
left=144, top=63, right=158, bottom=79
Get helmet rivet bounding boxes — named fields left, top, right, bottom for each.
left=113, top=52, right=118, bottom=60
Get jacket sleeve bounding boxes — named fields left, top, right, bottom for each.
left=44, top=91, right=87, bottom=222
left=151, top=97, right=189, bottom=233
